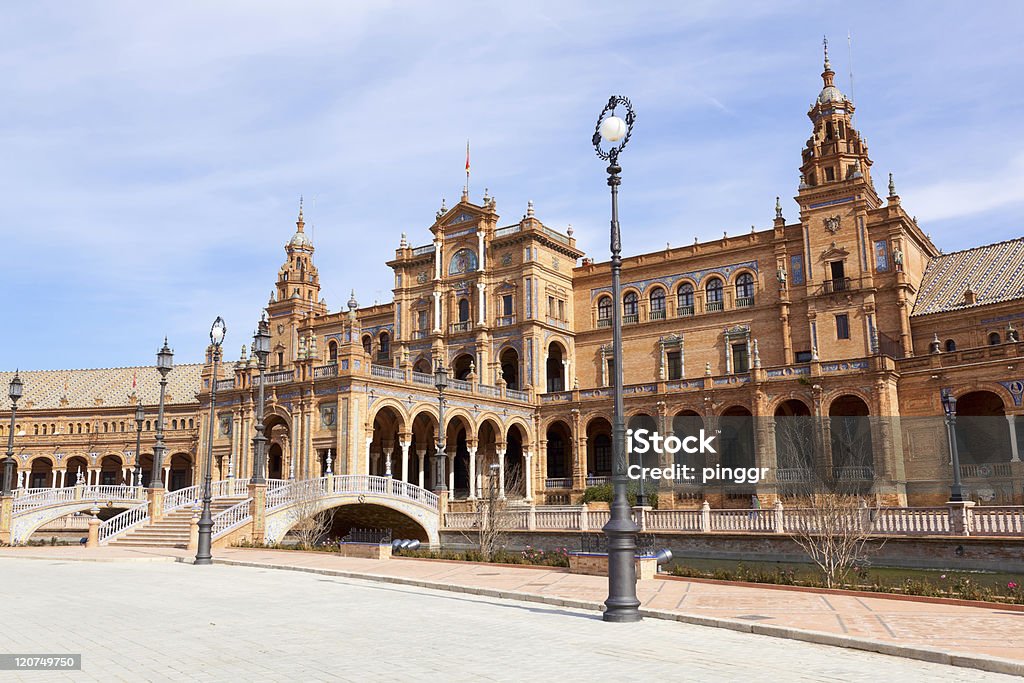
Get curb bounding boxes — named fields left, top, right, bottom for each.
left=207, top=557, right=1024, bottom=677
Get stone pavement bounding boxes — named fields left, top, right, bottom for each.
left=0, top=555, right=1019, bottom=682
left=2, top=545, right=1023, bottom=678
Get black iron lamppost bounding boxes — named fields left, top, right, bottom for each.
left=133, top=400, right=145, bottom=487
left=434, top=360, right=448, bottom=492
left=196, top=316, right=226, bottom=565
left=150, top=341, right=174, bottom=488
left=251, top=315, right=271, bottom=485
left=593, top=95, right=642, bottom=623
left=3, top=372, right=24, bottom=496
left=941, top=390, right=965, bottom=503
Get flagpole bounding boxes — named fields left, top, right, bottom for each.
left=465, top=139, right=470, bottom=199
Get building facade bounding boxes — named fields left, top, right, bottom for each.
left=3, top=52, right=1023, bottom=513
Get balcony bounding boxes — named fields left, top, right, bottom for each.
left=649, top=308, right=666, bottom=321
left=820, top=277, right=852, bottom=294
left=706, top=300, right=724, bottom=313
left=832, top=466, right=874, bottom=481
left=596, top=317, right=611, bottom=328
left=411, top=329, right=429, bottom=340
left=545, top=477, right=573, bottom=489
left=623, top=313, right=639, bottom=325
left=676, top=305, right=694, bottom=317
left=450, top=321, right=472, bottom=334
left=496, top=315, right=516, bottom=327
left=736, top=296, right=755, bottom=308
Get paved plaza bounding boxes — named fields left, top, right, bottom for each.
left=0, top=553, right=1021, bottom=681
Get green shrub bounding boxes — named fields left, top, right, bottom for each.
left=580, top=482, right=658, bottom=509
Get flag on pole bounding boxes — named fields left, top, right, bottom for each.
left=465, top=139, right=471, bottom=175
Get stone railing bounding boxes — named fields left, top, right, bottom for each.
left=258, top=370, right=294, bottom=386
left=212, top=498, right=254, bottom=537
left=370, top=364, right=405, bottom=382
left=442, top=502, right=1024, bottom=537
left=313, top=364, right=338, bottom=379
left=98, top=502, right=150, bottom=543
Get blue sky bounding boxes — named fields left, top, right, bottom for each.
left=2, top=1, right=1023, bottom=371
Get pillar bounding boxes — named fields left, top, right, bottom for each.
left=400, top=440, right=410, bottom=483
left=365, top=437, right=373, bottom=476
left=476, top=283, right=485, bottom=326
left=523, top=449, right=533, bottom=502
left=1008, top=415, right=1020, bottom=462
left=467, top=446, right=477, bottom=500
left=417, top=448, right=426, bottom=488
left=383, top=446, right=393, bottom=478
left=496, top=447, right=506, bottom=500
left=448, top=454, right=455, bottom=493
left=433, top=291, right=442, bottom=332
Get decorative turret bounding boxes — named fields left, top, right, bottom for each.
left=798, top=37, right=878, bottom=206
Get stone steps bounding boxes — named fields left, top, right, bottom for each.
left=109, top=497, right=250, bottom=548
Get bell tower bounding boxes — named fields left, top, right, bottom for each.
left=266, top=198, right=327, bottom=369
left=798, top=38, right=878, bottom=206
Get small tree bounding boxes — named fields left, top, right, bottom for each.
left=287, top=479, right=332, bottom=550
left=775, top=414, right=884, bottom=588
left=462, top=465, right=524, bottom=561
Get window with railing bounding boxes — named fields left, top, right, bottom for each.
left=705, top=278, right=723, bottom=311
left=597, top=296, right=612, bottom=327
left=822, top=277, right=851, bottom=294
left=676, top=283, right=694, bottom=317
left=623, top=292, right=639, bottom=324
left=649, top=288, right=666, bottom=320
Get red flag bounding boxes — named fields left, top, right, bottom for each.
left=465, top=139, right=470, bottom=174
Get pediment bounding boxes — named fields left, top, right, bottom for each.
left=820, top=241, right=850, bottom=261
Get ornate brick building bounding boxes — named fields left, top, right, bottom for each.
left=3, top=50, right=1022, bottom=513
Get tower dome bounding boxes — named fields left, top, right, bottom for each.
left=288, top=196, right=312, bottom=249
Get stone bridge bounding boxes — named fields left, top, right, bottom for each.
left=7, top=485, right=147, bottom=544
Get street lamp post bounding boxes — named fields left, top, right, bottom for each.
left=133, top=401, right=145, bottom=487
left=196, top=316, right=227, bottom=565
left=941, top=390, right=965, bottom=503
left=251, top=315, right=271, bottom=485
left=434, top=361, right=448, bottom=492
left=3, top=372, right=24, bottom=496
left=149, top=341, right=174, bottom=489
left=593, top=95, right=642, bottom=622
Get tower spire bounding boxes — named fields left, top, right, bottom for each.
left=297, top=195, right=305, bottom=232
left=822, top=35, right=836, bottom=88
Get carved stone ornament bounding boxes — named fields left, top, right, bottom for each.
left=416, top=271, right=428, bottom=284
left=824, top=215, right=841, bottom=234
left=501, top=252, right=513, bottom=267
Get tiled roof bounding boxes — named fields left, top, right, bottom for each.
left=0, top=364, right=203, bottom=412
left=911, top=238, right=1024, bottom=317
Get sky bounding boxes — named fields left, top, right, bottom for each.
left=2, top=1, right=1023, bottom=371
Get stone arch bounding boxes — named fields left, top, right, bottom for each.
left=29, top=456, right=54, bottom=488
left=954, top=390, right=1011, bottom=464
left=828, top=394, right=874, bottom=484
left=168, top=452, right=194, bottom=490
left=672, top=409, right=706, bottom=469
left=774, top=399, right=814, bottom=472
left=263, top=412, right=292, bottom=480
left=545, top=340, right=568, bottom=393
left=413, top=356, right=432, bottom=374
left=505, top=419, right=532, bottom=449
left=452, top=353, right=475, bottom=380
left=63, top=455, right=89, bottom=488
left=99, top=454, right=125, bottom=485
left=585, top=415, right=612, bottom=479
left=719, top=405, right=754, bottom=469
left=446, top=412, right=475, bottom=497
left=370, top=405, right=406, bottom=477
left=544, top=419, right=573, bottom=485
left=410, top=410, right=439, bottom=488
left=498, top=346, right=520, bottom=390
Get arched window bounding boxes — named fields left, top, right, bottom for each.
left=41, top=424, right=47, bottom=435
left=597, top=296, right=612, bottom=327
left=189, top=419, right=195, bottom=429
left=706, top=278, right=724, bottom=310
left=458, top=298, right=470, bottom=323
left=33, top=425, right=39, bottom=436
left=378, top=332, right=390, bottom=361
left=328, top=340, right=338, bottom=363
left=146, top=421, right=151, bottom=431
left=120, top=422, right=125, bottom=432
left=649, top=288, right=666, bottom=319
left=945, top=339, right=956, bottom=352
left=362, top=335, right=372, bottom=355
left=172, top=419, right=178, bottom=430
left=677, top=283, right=694, bottom=316
left=989, top=332, right=1001, bottom=346
left=736, top=273, right=754, bottom=306
left=623, top=292, right=638, bottom=323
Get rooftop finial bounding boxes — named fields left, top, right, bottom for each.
left=400, top=232, right=408, bottom=249
left=348, top=289, right=358, bottom=311
left=823, top=35, right=830, bottom=70
left=527, top=199, right=535, bottom=218
left=775, top=196, right=783, bottom=220
left=296, top=195, right=305, bottom=231
left=888, top=172, right=896, bottom=197
left=566, top=223, right=574, bottom=237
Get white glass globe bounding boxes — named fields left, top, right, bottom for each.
left=599, top=115, right=627, bottom=143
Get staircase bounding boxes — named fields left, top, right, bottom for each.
left=109, top=498, right=249, bottom=548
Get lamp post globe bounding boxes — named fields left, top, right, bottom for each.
left=3, top=371, right=24, bottom=496
left=593, top=95, right=642, bottom=623
left=196, top=316, right=226, bottom=565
